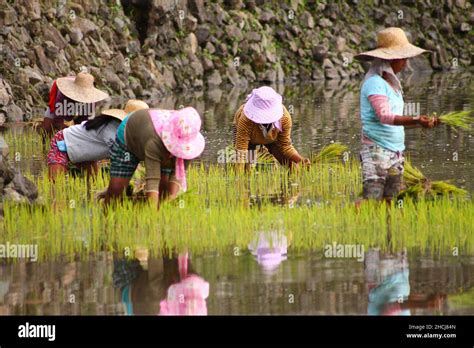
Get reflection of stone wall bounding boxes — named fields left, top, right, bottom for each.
left=0, top=136, right=38, bottom=212
left=198, top=254, right=474, bottom=315
left=0, top=252, right=122, bottom=315
left=1, top=253, right=474, bottom=314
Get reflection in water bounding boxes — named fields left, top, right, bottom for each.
left=6, top=71, right=474, bottom=190
left=112, top=252, right=209, bottom=316
left=248, top=232, right=288, bottom=276
left=0, top=251, right=473, bottom=315
left=364, top=248, right=447, bottom=316
left=365, top=248, right=411, bottom=315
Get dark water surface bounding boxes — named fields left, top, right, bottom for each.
left=1, top=250, right=474, bottom=315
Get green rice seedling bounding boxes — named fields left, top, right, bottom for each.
left=310, top=143, right=349, bottom=163
left=5, top=178, right=473, bottom=261
left=435, top=110, right=473, bottom=132
left=1, top=126, right=473, bottom=261
left=448, top=288, right=474, bottom=309
left=294, top=159, right=362, bottom=201
left=3, top=129, right=49, bottom=166
left=399, top=160, right=468, bottom=199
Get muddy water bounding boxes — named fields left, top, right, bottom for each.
left=5, top=70, right=474, bottom=190
left=1, top=71, right=473, bottom=316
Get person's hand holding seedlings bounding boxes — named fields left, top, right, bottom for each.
left=355, top=27, right=438, bottom=204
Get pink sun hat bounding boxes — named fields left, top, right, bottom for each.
left=149, top=107, right=205, bottom=192
left=150, top=107, right=205, bottom=160
left=243, top=86, right=284, bottom=124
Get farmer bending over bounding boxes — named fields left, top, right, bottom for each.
left=104, top=107, right=205, bottom=208
left=47, top=99, right=149, bottom=180
left=232, top=86, right=309, bottom=169
left=41, top=72, right=109, bottom=135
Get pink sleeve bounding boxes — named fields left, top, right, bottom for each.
left=368, top=95, right=400, bottom=125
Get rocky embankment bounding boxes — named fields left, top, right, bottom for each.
left=0, top=136, right=38, bottom=211
left=0, top=0, right=473, bottom=122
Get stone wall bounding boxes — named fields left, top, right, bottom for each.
left=0, top=135, right=38, bottom=213
left=0, top=0, right=473, bottom=122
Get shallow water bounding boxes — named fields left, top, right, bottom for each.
left=1, top=250, right=474, bottom=315
left=5, top=70, right=474, bottom=190
left=1, top=71, right=473, bottom=316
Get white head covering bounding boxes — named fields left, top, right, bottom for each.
left=363, top=58, right=403, bottom=93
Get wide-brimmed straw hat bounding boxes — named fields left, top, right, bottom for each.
left=243, top=86, right=283, bottom=124
left=100, top=99, right=150, bottom=121
left=56, top=72, right=109, bottom=103
left=355, top=27, right=429, bottom=61
left=149, top=107, right=205, bottom=160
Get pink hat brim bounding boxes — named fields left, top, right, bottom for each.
left=243, top=97, right=283, bottom=124
left=160, top=130, right=205, bottom=160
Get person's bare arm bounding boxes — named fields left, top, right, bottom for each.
left=146, top=191, right=160, bottom=208
left=368, top=95, right=439, bottom=128
left=166, top=181, right=180, bottom=200
left=144, top=139, right=163, bottom=210
left=393, top=115, right=438, bottom=128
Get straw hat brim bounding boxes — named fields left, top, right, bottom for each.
left=355, top=44, right=429, bottom=61
left=100, top=109, right=127, bottom=121
left=56, top=77, right=109, bottom=104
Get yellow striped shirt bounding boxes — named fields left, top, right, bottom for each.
left=232, top=104, right=301, bottom=163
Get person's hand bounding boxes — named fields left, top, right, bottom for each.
left=291, top=158, right=311, bottom=172
left=95, top=189, right=107, bottom=201
left=418, top=115, right=437, bottom=128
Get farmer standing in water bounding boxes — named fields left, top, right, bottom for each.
left=355, top=27, right=440, bottom=205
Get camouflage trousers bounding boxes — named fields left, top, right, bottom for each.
left=360, top=143, right=404, bottom=200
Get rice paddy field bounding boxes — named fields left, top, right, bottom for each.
left=1, top=71, right=473, bottom=315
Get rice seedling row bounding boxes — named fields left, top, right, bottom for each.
left=1, top=131, right=472, bottom=261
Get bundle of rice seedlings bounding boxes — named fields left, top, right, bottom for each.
left=311, top=143, right=349, bottom=163
left=436, top=110, right=473, bottom=132
left=130, top=163, right=146, bottom=199
left=256, top=146, right=278, bottom=165
left=399, top=160, right=468, bottom=199
left=219, top=144, right=277, bottom=166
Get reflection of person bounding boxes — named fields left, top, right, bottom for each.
left=159, top=253, right=209, bottom=316
left=232, top=86, right=309, bottom=169
left=364, top=248, right=446, bottom=315
left=365, top=248, right=411, bottom=315
left=113, top=252, right=209, bottom=316
left=47, top=99, right=149, bottom=180
left=41, top=72, right=109, bottom=134
left=104, top=108, right=205, bottom=208
left=248, top=232, right=288, bottom=275
left=355, top=28, right=440, bottom=204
